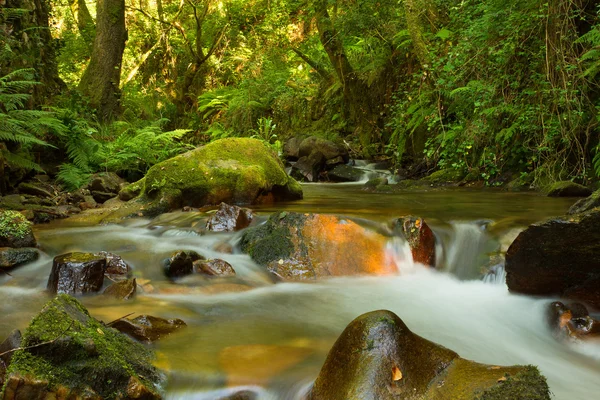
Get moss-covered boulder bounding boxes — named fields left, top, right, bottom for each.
left=0, top=210, right=36, bottom=248
left=115, top=138, right=302, bottom=218
left=421, top=168, right=465, bottom=185
left=0, top=247, right=38, bottom=269
left=568, top=189, right=600, bottom=214
left=307, top=310, right=550, bottom=400
left=1, top=295, right=164, bottom=399
left=542, top=181, right=592, bottom=197
left=505, top=209, right=600, bottom=309
left=240, top=212, right=397, bottom=280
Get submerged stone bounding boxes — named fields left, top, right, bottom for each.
left=0, top=247, right=38, bottom=269
left=307, top=310, right=550, bottom=400
left=110, top=315, right=186, bottom=343
left=240, top=212, right=396, bottom=280
left=47, top=252, right=107, bottom=295
left=103, top=278, right=137, bottom=300
left=546, top=301, right=600, bottom=342
left=194, top=259, right=236, bottom=276
left=1, top=295, right=164, bottom=399
left=163, top=250, right=204, bottom=279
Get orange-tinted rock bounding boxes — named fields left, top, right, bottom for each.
left=392, top=216, right=436, bottom=266
left=103, top=278, right=137, bottom=300
left=193, top=259, right=236, bottom=276
left=111, top=315, right=186, bottom=343
left=546, top=301, right=600, bottom=341
left=240, top=212, right=396, bottom=280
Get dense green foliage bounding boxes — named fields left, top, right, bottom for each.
left=2, top=0, right=600, bottom=190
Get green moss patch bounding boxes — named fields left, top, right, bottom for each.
left=0, top=210, right=32, bottom=240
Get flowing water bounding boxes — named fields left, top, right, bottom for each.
left=1, top=184, right=597, bottom=400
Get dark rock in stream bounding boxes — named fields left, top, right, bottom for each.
left=307, top=310, right=550, bottom=400
left=0, top=247, right=38, bottom=269
left=110, top=315, right=186, bottom=343
left=47, top=252, right=107, bottom=295
left=392, top=216, right=436, bottom=266
left=327, top=164, right=365, bottom=182
left=163, top=250, right=204, bottom=278
left=291, top=152, right=326, bottom=182
left=568, top=188, right=600, bottom=214
left=103, top=278, right=137, bottom=300
left=542, top=181, right=592, bottom=197
left=95, top=251, right=131, bottom=277
left=1, top=295, right=164, bottom=399
left=240, top=212, right=396, bottom=280
left=0, top=330, right=22, bottom=366
left=193, top=259, right=236, bottom=276
left=206, top=202, right=254, bottom=232
left=505, top=209, right=600, bottom=309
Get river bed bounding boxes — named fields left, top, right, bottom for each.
left=1, top=184, right=596, bottom=399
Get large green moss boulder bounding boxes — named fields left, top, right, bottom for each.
left=116, top=138, right=302, bottom=217
left=568, top=188, right=600, bottom=214
left=308, top=310, right=550, bottom=400
left=1, top=295, right=164, bottom=399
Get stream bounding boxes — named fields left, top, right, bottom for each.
left=1, top=184, right=598, bottom=400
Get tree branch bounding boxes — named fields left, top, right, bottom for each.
left=292, top=48, right=331, bottom=80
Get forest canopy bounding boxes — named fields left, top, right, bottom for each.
left=1, top=0, right=600, bottom=191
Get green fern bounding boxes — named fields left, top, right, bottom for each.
left=0, top=69, right=63, bottom=172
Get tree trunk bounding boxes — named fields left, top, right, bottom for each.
left=313, top=0, right=376, bottom=150
left=404, top=0, right=432, bottom=68
left=74, top=0, right=96, bottom=46
left=79, top=0, right=127, bottom=122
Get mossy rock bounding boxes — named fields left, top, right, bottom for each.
left=421, top=168, right=465, bottom=185
left=542, top=181, right=592, bottom=197
left=239, top=212, right=396, bottom=280
left=0, top=210, right=36, bottom=248
left=1, top=294, right=164, bottom=399
left=568, top=189, right=600, bottom=214
left=308, top=310, right=550, bottom=400
left=113, top=138, right=302, bottom=219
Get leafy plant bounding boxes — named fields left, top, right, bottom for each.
left=0, top=69, right=64, bottom=172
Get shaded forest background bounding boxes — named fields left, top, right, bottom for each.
left=1, top=0, right=600, bottom=192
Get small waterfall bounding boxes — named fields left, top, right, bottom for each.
left=441, top=222, right=490, bottom=280
left=482, top=263, right=506, bottom=285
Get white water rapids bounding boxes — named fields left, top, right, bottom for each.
left=0, top=186, right=596, bottom=399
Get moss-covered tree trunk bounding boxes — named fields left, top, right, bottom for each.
left=78, top=0, right=127, bottom=122
left=1, top=0, right=65, bottom=104
left=404, top=0, right=431, bottom=68
left=73, top=0, right=96, bottom=46
left=313, top=0, right=377, bottom=152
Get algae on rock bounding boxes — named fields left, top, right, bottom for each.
left=111, top=138, right=302, bottom=220
left=1, top=294, right=164, bottom=399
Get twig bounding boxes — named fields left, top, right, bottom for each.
left=106, top=313, right=135, bottom=327
left=0, top=321, right=73, bottom=358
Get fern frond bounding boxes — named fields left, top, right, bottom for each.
left=1, top=148, right=44, bottom=172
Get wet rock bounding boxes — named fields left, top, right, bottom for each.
left=55, top=204, right=82, bottom=216
left=283, top=135, right=308, bottom=161
left=163, top=250, right=204, bottom=278
left=103, top=278, right=137, bottom=300
left=79, top=194, right=97, bottom=210
left=95, top=251, right=131, bottom=277
left=0, top=247, right=38, bottom=269
left=327, top=164, right=364, bottom=182
left=91, top=190, right=116, bottom=204
left=214, top=242, right=234, bottom=254
left=47, top=252, right=107, bottom=295
left=291, top=152, right=326, bottom=182
left=363, top=177, right=389, bottom=191
left=110, top=315, right=186, bottom=343
left=240, top=212, right=396, bottom=280
left=392, top=216, right=436, bottom=266
left=0, top=329, right=22, bottom=366
left=87, top=172, right=123, bottom=194
left=67, top=188, right=90, bottom=204
left=568, top=189, right=600, bottom=214
left=1, top=295, right=163, bottom=399
left=547, top=301, right=600, bottom=342
left=505, top=209, right=600, bottom=309
left=17, top=182, right=54, bottom=199
left=0, top=210, right=36, bottom=248
left=118, top=183, right=141, bottom=201
left=194, top=259, right=236, bottom=276
left=298, top=136, right=349, bottom=164
left=307, top=310, right=550, bottom=400
left=206, top=202, right=254, bottom=232
left=113, top=138, right=302, bottom=218
left=217, top=390, right=258, bottom=400
left=543, top=181, right=592, bottom=197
